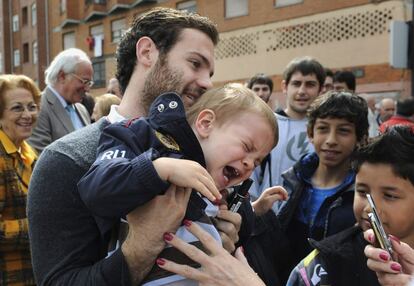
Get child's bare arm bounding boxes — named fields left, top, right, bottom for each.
left=153, top=157, right=221, bottom=202
left=252, top=186, right=288, bottom=216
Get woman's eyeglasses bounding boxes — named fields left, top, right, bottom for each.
left=7, top=103, right=38, bottom=114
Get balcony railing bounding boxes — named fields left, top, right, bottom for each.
left=85, top=0, right=106, bottom=5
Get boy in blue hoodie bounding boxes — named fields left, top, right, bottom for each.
left=245, top=91, right=369, bottom=286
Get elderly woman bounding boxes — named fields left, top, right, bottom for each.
left=0, top=74, right=40, bottom=285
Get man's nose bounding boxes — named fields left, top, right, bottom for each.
left=198, top=72, right=213, bottom=90
left=298, top=83, right=306, bottom=94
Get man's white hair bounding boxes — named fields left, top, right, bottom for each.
left=45, top=48, right=92, bottom=86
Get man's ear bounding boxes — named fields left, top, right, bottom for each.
left=57, top=70, right=66, bottom=82
left=194, top=109, right=216, bottom=139
left=135, top=36, right=158, bottom=68
left=282, top=80, right=287, bottom=94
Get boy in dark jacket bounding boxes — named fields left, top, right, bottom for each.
left=245, top=91, right=369, bottom=285
left=77, top=83, right=278, bottom=285
left=287, top=125, right=414, bottom=286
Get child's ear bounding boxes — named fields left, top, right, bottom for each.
left=135, top=36, right=158, bottom=68
left=194, top=109, right=216, bottom=139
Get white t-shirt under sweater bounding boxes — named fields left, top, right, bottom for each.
left=249, top=113, right=314, bottom=213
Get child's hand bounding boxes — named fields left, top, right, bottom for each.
left=252, top=186, right=288, bottom=216
left=153, top=157, right=221, bottom=202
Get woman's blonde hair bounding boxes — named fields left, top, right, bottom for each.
left=0, top=74, right=41, bottom=118
left=186, top=83, right=278, bottom=148
left=95, top=93, right=121, bottom=118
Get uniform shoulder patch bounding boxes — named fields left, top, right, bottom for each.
left=154, top=130, right=180, bottom=151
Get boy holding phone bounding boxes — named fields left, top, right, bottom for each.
left=287, top=126, right=414, bottom=286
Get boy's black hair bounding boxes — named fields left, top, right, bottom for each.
left=247, top=73, right=274, bottom=93
left=307, top=91, right=368, bottom=142
left=283, top=56, right=326, bottom=91
left=353, top=125, right=414, bottom=186
left=325, top=68, right=334, bottom=78
left=333, top=70, right=356, bottom=92
left=396, top=97, right=414, bottom=117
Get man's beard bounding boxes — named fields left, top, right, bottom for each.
left=141, top=55, right=183, bottom=115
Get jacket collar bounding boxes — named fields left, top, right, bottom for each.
left=148, top=92, right=206, bottom=167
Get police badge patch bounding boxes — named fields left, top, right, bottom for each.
left=154, top=131, right=180, bottom=151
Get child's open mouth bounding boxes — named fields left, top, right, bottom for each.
left=223, top=166, right=240, bottom=185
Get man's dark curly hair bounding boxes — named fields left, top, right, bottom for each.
left=115, top=7, right=219, bottom=94
left=307, top=91, right=369, bottom=142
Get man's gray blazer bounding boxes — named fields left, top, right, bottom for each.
left=28, top=86, right=91, bottom=153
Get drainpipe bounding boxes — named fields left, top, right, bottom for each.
left=9, top=0, right=13, bottom=72
left=45, top=0, right=49, bottom=65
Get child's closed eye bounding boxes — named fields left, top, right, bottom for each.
left=243, top=142, right=252, bottom=152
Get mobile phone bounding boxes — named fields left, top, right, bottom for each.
left=366, top=193, right=393, bottom=256
left=227, top=178, right=253, bottom=213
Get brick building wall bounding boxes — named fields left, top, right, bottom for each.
left=0, top=0, right=46, bottom=86
left=1, top=0, right=412, bottom=105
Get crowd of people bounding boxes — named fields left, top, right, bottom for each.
left=0, top=6, right=413, bottom=286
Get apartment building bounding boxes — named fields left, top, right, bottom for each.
left=0, top=0, right=412, bottom=105
left=0, top=0, right=47, bottom=86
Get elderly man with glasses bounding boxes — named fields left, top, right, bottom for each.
left=28, top=48, right=92, bottom=153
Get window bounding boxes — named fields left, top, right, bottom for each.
left=23, top=43, right=29, bottom=63
left=14, top=49, right=20, bottom=67
left=31, top=4, right=37, bottom=26
left=225, top=0, right=248, bottom=18
left=177, top=0, right=197, bottom=13
left=63, top=32, right=76, bottom=49
left=92, top=59, right=105, bottom=88
left=22, top=7, right=28, bottom=26
left=12, top=15, right=19, bottom=32
left=90, top=24, right=104, bottom=38
left=60, top=0, right=66, bottom=13
left=91, top=24, right=104, bottom=57
left=275, top=0, right=303, bottom=8
left=111, top=18, right=126, bottom=43
left=33, top=41, right=38, bottom=64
